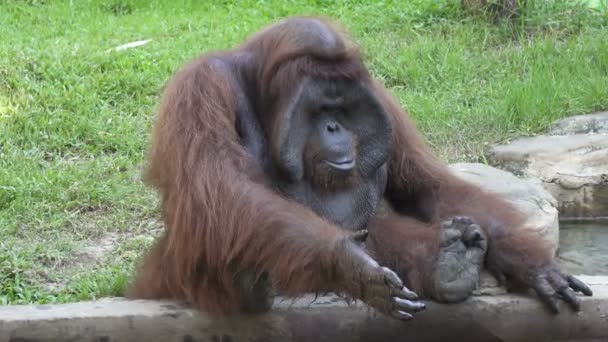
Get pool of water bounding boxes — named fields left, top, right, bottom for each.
left=558, top=220, right=608, bottom=275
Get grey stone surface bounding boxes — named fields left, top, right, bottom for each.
left=488, top=134, right=608, bottom=218
left=549, top=111, right=608, bottom=135
left=450, top=162, right=559, bottom=254
left=0, top=276, right=607, bottom=342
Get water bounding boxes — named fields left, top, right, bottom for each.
left=558, top=220, right=608, bottom=275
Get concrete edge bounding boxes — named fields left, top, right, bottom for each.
left=1, top=276, right=607, bottom=342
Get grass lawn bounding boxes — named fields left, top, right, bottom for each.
left=0, top=0, right=607, bottom=305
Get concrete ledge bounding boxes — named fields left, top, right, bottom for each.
left=1, top=276, right=607, bottom=342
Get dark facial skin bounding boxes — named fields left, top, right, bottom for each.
left=270, top=78, right=392, bottom=231
left=314, top=108, right=356, bottom=171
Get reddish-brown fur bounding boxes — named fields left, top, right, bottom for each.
left=128, top=17, right=563, bottom=315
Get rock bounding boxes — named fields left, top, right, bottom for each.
left=472, top=270, right=507, bottom=296
left=488, top=134, right=608, bottom=219
left=549, top=111, right=608, bottom=135
left=1, top=280, right=607, bottom=342
left=450, top=162, right=559, bottom=254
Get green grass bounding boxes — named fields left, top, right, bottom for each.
left=0, top=0, right=607, bottom=304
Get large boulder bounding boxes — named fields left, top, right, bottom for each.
left=488, top=134, right=608, bottom=219
left=549, top=111, right=608, bottom=135
left=449, top=163, right=559, bottom=254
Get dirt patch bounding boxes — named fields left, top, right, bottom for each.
left=39, top=217, right=164, bottom=293
left=40, top=232, right=121, bottom=293
left=79, top=232, right=121, bottom=262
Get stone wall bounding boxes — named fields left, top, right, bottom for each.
left=1, top=276, right=607, bottom=342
